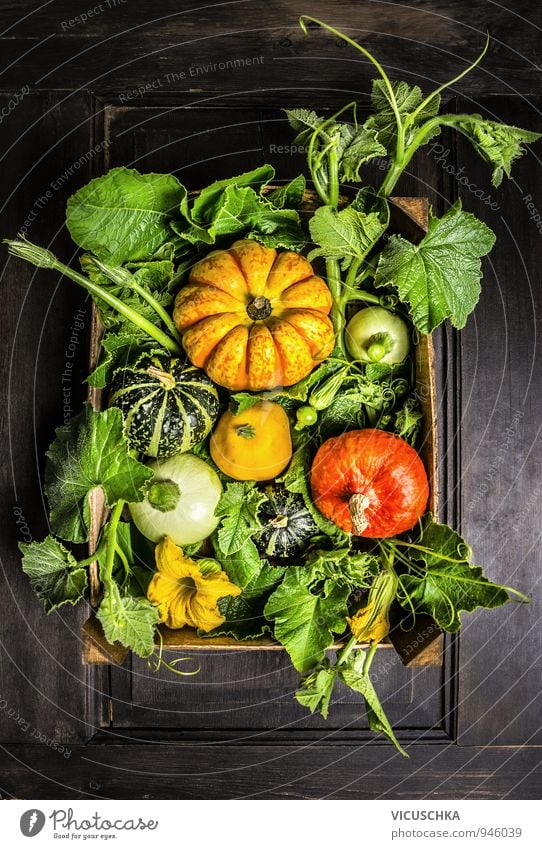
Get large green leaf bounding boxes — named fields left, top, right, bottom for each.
left=97, top=581, right=159, bottom=658
left=45, top=405, right=153, bottom=543
left=455, top=117, right=541, bottom=187
left=367, top=80, right=441, bottom=151
left=308, top=205, right=385, bottom=270
left=398, top=516, right=515, bottom=632
left=295, top=660, right=337, bottom=719
left=264, top=569, right=349, bottom=672
left=66, top=167, right=184, bottom=263
left=340, top=126, right=387, bottom=181
left=339, top=651, right=408, bottom=756
left=206, top=563, right=285, bottom=640
left=375, top=200, right=495, bottom=332
left=19, top=536, right=88, bottom=613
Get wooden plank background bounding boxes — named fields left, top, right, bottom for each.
left=0, top=0, right=540, bottom=798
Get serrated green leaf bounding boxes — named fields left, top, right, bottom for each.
left=215, top=482, right=266, bottom=558
left=66, top=167, right=184, bottom=264
left=296, top=660, right=338, bottom=718
left=267, top=175, right=306, bottom=209
left=214, top=537, right=263, bottom=590
left=308, top=205, right=385, bottom=270
left=97, top=581, right=159, bottom=658
left=394, top=397, right=423, bottom=445
left=264, top=568, right=349, bottom=672
left=19, top=536, right=88, bottom=613
left=87, top=330, right=163, bottom=389
left=206, top=562, right=285, bottom=640
left=367, top=80, right=441, bottom=151
left=340, top=126, right=387, bottom=181
left=375, top=200, right=495, bottom=332
left=190, top=165, right=275, bottom=223
left=45, top=405, right=153, bottom=543
left=285, top=108, right=324, bottom=144
left=397, top=516, right=515, bottom=631
left=455, top=117, right=541, bottom=187
left=339, top=651, right=408, bottom=756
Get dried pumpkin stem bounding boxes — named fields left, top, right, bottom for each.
left=349, top=492, right=371, bottom=535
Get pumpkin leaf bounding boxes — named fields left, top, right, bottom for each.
left=19, top=536, right=88, bottom=613
left=453, top=117, right=541, bottom=187
left=285, top=108, right=324, bottom=144
left=340, top=126, right=387, bottom=182
left=45, top=405, right=153, bottom=544
left=394, top=397, right=423, bottom=446
left=367, top=79, right=441, bottom=152
left=264, top=568, right=350, bottom=672
left=215, top=482, right=266, bottom=557
left=206, top=563, right=285, bottom=640
left=295, top=659, right=338, bottom=719
left=339, top=651, right=408, bottom=756
left=97, top=581, right=160, bottom=658
left=66, top=167, right=184, bottom=264
left=189, top=165, right=275, bottom=222
left=396, top=516, right=524, bottom=632
left=87, top=329, right=165, bottom=389
left=213, top=538, right=263, bottom=591
left=374, top=200, right=496, bottom=333
left=308, top=204, right=385, bottom=270
left=266, top=175, right=306, bottom=209
left=174, top=184, right=306, bottom=250
left=80, top=254, right=175, bottom=331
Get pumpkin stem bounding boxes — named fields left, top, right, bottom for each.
left=235, top=424, right=257, bottom=439
left=349, top=493, right=371, bottom=535
left=147, top=366, right=176, bottom=389
left=269, top=514, right=289, bottom=529
left=246, top=295, right=273, bottom=321
left=147, top=479, right=181, bottom=512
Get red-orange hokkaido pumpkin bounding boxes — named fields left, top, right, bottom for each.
left=173, top=240, right=335, bottom=391
left=310, top=429, right=429, bottom=538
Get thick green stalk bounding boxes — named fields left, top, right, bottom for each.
left=4, top=238, right=182, bottom=356
left=90, top=258, right=183, bottom=345
left=326, top=257, right=346, bottom=356
left=103, top=500, right=125, bottom=585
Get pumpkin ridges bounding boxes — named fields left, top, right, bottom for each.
left=189, top=249, right=249, bottom=301
left=247, top=323, right=281, bottom=391
left=268, top=317, right=315, bottom=385
left=173, top=283, right=245, bottom=331
left=230, top=239, right=277, bottom=298
left=281, top=310, right=335, bottom=361
left=278, top=277, right=333, bottom=313
left=265, top=251, right=316, bottom=300
left=205, top=324, right=250, bottom=390
left=181, top=313, right=245, bottom=368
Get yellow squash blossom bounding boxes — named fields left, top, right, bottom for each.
left=147, top=537, right=241, bottom=632
left=347, top=563, right=398, bottom=644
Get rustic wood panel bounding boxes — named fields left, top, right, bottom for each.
left=0, top=90, right=104, bottom=744
left=0, top=742, right=540, bottom=799
left=0, top=1, right=541, bottom=97
left=453, top=96, right=542, bottom=746
left=101, top=103, right=448, bottom=735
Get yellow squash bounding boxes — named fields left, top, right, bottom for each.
left=173, top=239, right=335, bottom=391
left=210, top=400, right=292, bottom=481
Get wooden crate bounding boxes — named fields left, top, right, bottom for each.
left=82, top=195, right=442, bottom=668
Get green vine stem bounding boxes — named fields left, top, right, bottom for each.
left=4, top=237, right=182, bottom=356
left=103, top=500, right=125, bottom=586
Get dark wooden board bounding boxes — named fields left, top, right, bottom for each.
left=1, top=0, right=541, bottom=799
left=0, top=742, right=541, bottom=799
left=453, top=96, right=542, bottom=746
left=0, top=1, right=541, bottom=98
left=0, top=90, right=103, bottom=744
